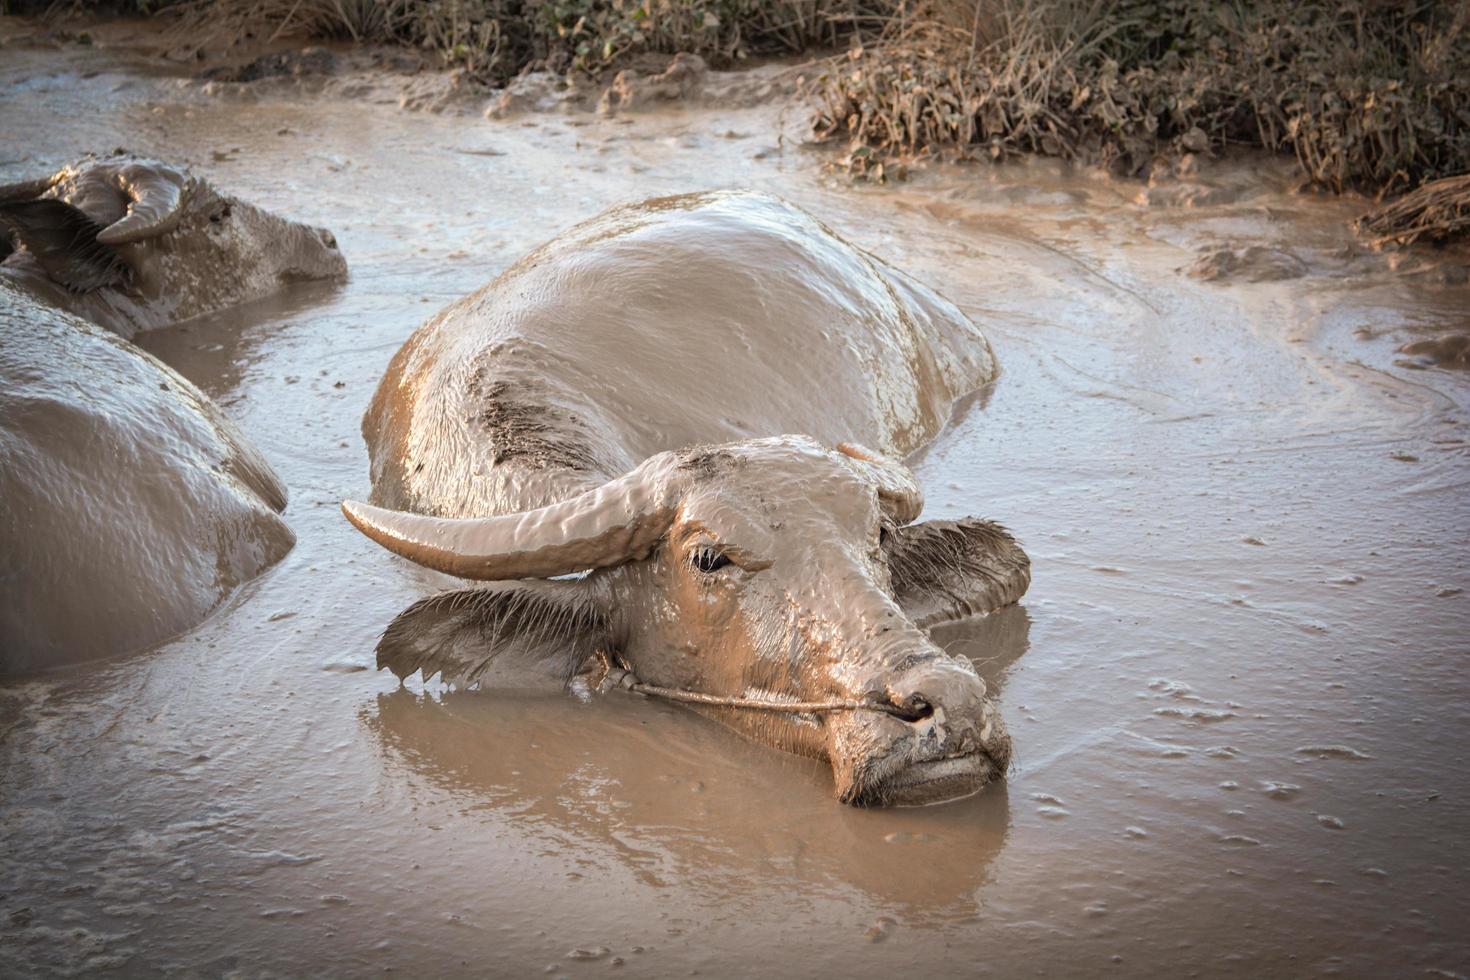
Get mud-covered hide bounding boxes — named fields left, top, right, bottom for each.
left=0, top=156, right=346, bottom=340
left=351, top=191, right=1023, bottom=806
left=363, top=190, right=996, bottom=518
left=0, top=282, right=294, bottom=673
left=347, top=434, right=1028, bottom=805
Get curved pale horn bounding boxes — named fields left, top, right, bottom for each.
left=342, top=454, right=683, bottom=580
left=96, top=163, right=190, bottom=245
left=835, top=442, right=924, bottom=525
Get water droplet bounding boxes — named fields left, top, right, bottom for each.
left=567, top=947, right=611, bottom=961
left=1155, top=706, right=1236, bottom=723
left=1295, top=745, right=1372, bottom=760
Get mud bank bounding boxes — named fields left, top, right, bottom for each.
left=1, top=18, right=1468, bottom=979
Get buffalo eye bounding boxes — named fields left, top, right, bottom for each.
left=690, top=547, right=732, bottom=574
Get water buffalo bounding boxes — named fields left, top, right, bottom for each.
left=0, top=156, right=346, bottom=674
left=347, top=192, right=1029, bottom=805
left=0, top=154, right=345, bottom=339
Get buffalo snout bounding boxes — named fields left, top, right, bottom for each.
left=834, top=645, right=1011, bottom=807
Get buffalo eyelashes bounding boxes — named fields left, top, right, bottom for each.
left=689, top=547, right=732, bottom=574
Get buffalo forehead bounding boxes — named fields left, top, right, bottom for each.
left=694, top=455, right=876, bottom=525
left=676, top=492, right=879, bottom=571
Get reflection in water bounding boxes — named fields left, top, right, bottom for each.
left=137, top=277, right=347, bottom=400
left=364, top=606, right=1028, bottom=922
left=931, top=602, right=1030, bottom=690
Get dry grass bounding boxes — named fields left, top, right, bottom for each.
left=813, top=0, right=1470, bottom=196
left=1356, top=173, right=1470, bottom=246
left=11, top=0, right=1469, bottom=218
left=21, top=1, right=888, bottom=83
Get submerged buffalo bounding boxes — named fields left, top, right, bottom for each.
left=0, top=153, right=345, bottom=339
left=347, top=191, right=1029, bottom=805
left=0, top=155, right=346, bottom=673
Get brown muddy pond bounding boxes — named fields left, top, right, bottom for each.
left=2, top=22, right=1468, bottom=979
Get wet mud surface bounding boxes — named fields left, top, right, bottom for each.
left=2, top=20, right=1468, bottom=979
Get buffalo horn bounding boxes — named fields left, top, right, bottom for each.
left=96, top=162, right=191, bottom=245
left=342, top=454, right=682, bottom=580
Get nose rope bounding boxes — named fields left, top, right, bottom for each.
left=622, top=679, right=919, bottom=720
left=591, top=657, right=926, bottom=720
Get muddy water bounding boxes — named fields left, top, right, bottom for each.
left=3, top=24, right=1468, bottom=978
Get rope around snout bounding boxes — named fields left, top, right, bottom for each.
left=609, top=672, right=923, bottom=720
left=593, top=659, right=928, bottom=720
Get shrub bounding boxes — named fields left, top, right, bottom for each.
left=812, top=0, right=1470, bottom=193
left=13, top=0, right=1467, bottom=198
left=11, top=1, right=885, bottom=84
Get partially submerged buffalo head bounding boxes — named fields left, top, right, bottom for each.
left=0, top=154, right=346, bottom=336
left=343, top=435, right=1029, bottom=806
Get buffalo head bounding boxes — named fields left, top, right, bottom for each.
left=0, top=154, right=346, bottom=333
left=343, top=435, right=1029, bottom=806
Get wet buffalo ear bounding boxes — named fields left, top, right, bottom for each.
left=0, top=198, right=131, bottom=292
left=883, top=518, right=1031, bottom=629
left=376, top=580, right=611, bottom=688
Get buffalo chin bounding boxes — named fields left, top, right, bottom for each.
left=846, top=751, right=999, bottom=808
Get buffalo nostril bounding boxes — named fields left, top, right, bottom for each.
left=889, top=694, right=934, bottom=722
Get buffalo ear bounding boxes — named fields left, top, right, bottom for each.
left=0, top=198, right=131, bottom=292
left=884, top=517, right=1031, bottom=628
left=376, top=580, right=611, bottom=688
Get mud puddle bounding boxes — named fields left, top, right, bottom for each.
left=2, top=21, right=1468, bottom=979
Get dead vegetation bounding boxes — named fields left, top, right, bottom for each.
left=8, top=0, right=1469, bottom=232
left=1356, top=173, right=1470, bottom=246
left=16, top=1, right=888, bottom=83
left=196, top=0, right=888, bottom=81
left=812, top=0, right=1469, bottom=196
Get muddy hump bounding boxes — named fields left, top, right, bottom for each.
left=0, top=283, right=293, bottom=673
left=361, top=190, right=996, bottom=519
